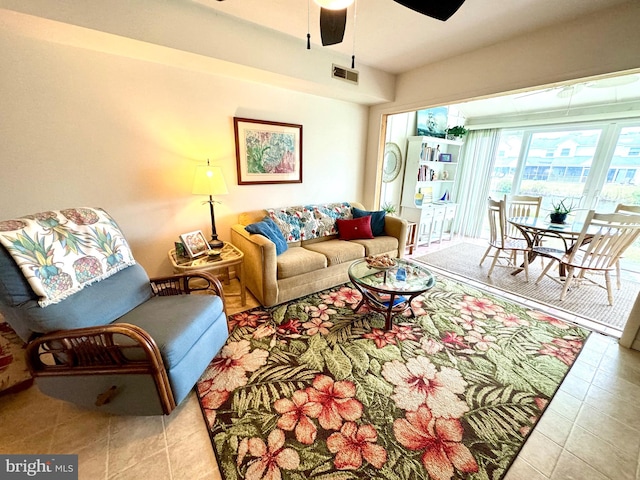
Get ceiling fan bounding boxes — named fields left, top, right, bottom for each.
left=316, top=0, right=466, bottom=46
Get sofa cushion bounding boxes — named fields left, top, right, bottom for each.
left=277, top=246, right=327, bottom=280
left=336, top=216, right=374, bottom=240
left=245, top=217, right=288, bottom=255
left=115, top=294, right=224, bottom=368
left=352, top=207, right=386, bottom=237
left=304, top=239, right=365, bottom=267
left=350, top=236, right=399, bottom=257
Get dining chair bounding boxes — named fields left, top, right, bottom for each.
left=480, top=198, right=531, bottom=281
left=613, top=203, right=640, bottom=288
left=534, top=210, right=640, bottom=305
left=504, top=194, right=542, bottom=230
left=503, top=195, right=543, bottom=263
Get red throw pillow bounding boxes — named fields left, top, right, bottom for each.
left=336, top=216, right=374, bottom=240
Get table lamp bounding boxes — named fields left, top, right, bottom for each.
left=192, top=160, right=228, bottom=249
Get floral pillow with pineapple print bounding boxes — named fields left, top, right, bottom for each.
left=0, top=208, right=136, bottom=307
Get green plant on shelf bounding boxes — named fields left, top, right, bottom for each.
left=445, top=125, right=468, bottom=137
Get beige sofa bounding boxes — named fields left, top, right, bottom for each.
left=230, top=202, right=407, bottom=307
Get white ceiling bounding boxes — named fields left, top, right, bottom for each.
left=194, top=0, right=632, bottom=75
left=453, top=73, right=640, bottom=119
left=194, top=0, right=640, bottom=117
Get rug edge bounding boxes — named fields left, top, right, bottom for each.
left=412, top=255, right=617, bottom=334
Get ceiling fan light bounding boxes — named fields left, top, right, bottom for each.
left=314, top=0, right=354, bottom=10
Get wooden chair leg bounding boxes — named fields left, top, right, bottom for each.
left=605, top=271, right=614, bottom=305
left=523, top=252, right=529, bottom=282
left=488, top=251, right=500, bottom=277
left=616, top=260, right=621, bottom=290
left=560, top=266, right=575, bottom=301
left=480, top=245, right=493, bottom=266
left=536, top=258, right=556, bottom=284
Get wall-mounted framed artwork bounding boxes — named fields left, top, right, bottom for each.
left=179, top=230, right=209, bottom=258
left=416, top=107, right=448, bottom=138
left=233, top=117, right=303, bottom=185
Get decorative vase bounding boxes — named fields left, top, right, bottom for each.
left=550, top=212, right=567, bottom=224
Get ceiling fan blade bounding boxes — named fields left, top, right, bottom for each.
left=320, top=7, right=347, bottom=46
left=393, top=0, right=465, bottom=21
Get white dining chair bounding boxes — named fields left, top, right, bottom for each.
left=613, top=203, right=640, bottom=289
left=480, top=198, right=531, bottom=281
left=534, top=210, right=640, bottom=305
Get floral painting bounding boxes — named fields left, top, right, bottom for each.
left=197, top=277, right=590, bottom=480
left=234, top=117, right=302, bottom=185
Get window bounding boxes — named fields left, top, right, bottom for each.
left=487, top=123, right=640, bottom=272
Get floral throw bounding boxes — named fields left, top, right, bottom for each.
left=267, top=202, right=353, bottom=243
left=197, top=276, right=590, bottom=480
left=0, top=208, right=135, bottom=307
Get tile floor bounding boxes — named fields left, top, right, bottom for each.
left=2, top=241, right=640, bottom=479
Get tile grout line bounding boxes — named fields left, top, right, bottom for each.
left=162, top=415, right=174, bottom=480
left=105, top=417, right=112, bottom=480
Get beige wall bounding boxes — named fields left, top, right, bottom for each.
left=0, top=29, right=368, bottom=277
left=364, top=1, right=640, bottom=206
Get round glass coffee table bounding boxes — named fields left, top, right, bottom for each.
left=348, top=258, right=436, bottom=330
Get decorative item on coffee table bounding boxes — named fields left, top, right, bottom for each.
left=349, top=257, right=436, bottom=329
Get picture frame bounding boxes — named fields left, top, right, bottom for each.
left=234, top=117, right=303, bottom=185
left=416, top=107, right=448, bottom=138
left=179, top=230, right=209, bottom=258
left=439, top=153, right=452, bottom=162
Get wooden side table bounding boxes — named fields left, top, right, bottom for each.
left=406, top=221, right=417, bottom=255
left=168, top=242, right=246, bottom=306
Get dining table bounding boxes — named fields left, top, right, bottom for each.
left=507, top=216, right=592, bottom=276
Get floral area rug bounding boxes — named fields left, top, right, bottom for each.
left=196, top=275, right=590, bottom=480
left=0, top=321, right=32, bottom=395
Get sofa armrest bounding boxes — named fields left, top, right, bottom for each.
left=384, top=215, right=408, bottom=258
left=230, top=224, right=278, bottom=306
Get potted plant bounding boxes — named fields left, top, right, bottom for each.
left=550, top=198, right=575, bottom=224
left=381, top=202, right=397, bottom=216
left=445, top=125, right=468, bottom=140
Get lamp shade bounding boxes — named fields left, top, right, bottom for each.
left=192, top=165, right=228, bottom=196
left=314, top=0, right=354, bottom=10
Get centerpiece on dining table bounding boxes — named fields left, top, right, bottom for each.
left=549, top=198, right=576, bottom=224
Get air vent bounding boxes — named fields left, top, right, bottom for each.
left=332, top=64, right=359, bottom=84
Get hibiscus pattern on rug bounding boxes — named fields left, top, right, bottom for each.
left=196, top=276, right=590, bottom=480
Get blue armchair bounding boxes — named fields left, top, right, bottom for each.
left=0, top=208, right=229, bottom=415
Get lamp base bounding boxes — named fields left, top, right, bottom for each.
left=208, top=238, right=224, bottom=250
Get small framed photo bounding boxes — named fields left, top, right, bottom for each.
left=179, top=230, right=209, bottom=258
left=439, top=153, right=452, bottom=162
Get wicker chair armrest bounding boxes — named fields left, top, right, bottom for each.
left=149, top=272, right=226, bottom=313
left=26, top=323, right=176, bottom=412
left=26, top=323, right=163, bottom=374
